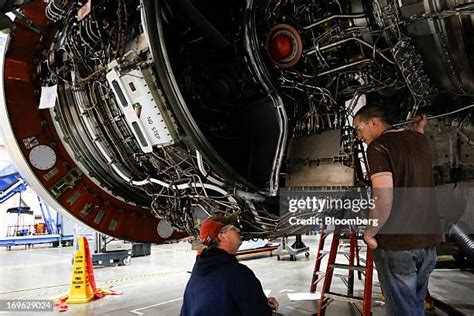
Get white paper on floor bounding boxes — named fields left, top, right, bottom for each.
left=287, top=292, right=321, bottom=301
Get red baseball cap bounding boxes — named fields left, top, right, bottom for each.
left=200, top=214, right=238, bottom=246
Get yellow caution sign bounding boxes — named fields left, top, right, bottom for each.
left=66, top=236, right=95, bottom=304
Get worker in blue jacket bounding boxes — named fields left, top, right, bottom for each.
left=181, top=215, right=278, bottom=316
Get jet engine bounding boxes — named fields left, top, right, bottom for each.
left=0, top=0, right=473, bottom=242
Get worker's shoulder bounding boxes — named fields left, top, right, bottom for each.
left=227, top=261, right=257, bottom=277
left=236, top=261, right=255, bottom=272
left=376, top=129, right=428, bottom=145
left=367, top=138, right=390, bottom=154
left=383, top=128, right=425, bottom=139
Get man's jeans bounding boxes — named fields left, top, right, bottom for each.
left=373, top=246, right=437, bottom=316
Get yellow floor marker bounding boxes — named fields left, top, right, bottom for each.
left=53, top=236, right=121, bottom=311
left=66, top=236, right=95, bottom=304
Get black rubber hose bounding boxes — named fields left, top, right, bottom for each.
left=449, top=221, right=474, bottom=266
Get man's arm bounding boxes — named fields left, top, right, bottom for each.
left=364, top=173, right=393, bottom=249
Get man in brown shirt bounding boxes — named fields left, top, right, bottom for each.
left=353, top=105, right=442, bottom=315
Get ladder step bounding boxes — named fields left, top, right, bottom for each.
left=318, top=250, right=356, bottom=256
left=314, top=271, right=348, bottom=277
left=330, top=263, right=366, bottom=272
left=339, top=238, right=364, bottom=242
left=325, top=292, right=364, bottom=304
left=318, top=250, right=352, bottom=257
left=315, top=270, right=366, bottom=278
left=336, top=250, right=353, bottom=255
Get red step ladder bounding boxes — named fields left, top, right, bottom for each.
left=310, top=225, right=374, bottom=316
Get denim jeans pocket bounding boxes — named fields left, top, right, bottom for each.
left=386, top=250, right=417, bottom=275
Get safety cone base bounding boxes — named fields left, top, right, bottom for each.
left=66, top=295, right=94, bottom=304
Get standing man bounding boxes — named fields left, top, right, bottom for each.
left=353, top=105, right=443, bottom=315
left=181, top=215, right=279, bottom=316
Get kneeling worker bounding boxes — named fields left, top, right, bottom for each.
left=181, top=215, right=279, bottom=316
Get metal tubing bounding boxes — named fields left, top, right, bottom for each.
left=306, top=37, right=395, bottom=65
left=302, top=13, right=368, bottom=30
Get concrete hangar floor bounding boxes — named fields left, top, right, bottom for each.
left=0, top=236, right=472, bottom=316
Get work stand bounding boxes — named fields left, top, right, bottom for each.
left=310, top=225, right=373, bottom=316
left=275, top=235, right=310, bottom=261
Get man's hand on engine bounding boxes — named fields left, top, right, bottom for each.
left=413, top=114, right=428, bottom=134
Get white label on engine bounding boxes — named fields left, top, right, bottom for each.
left=106, top=65, right=175, bottom=153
